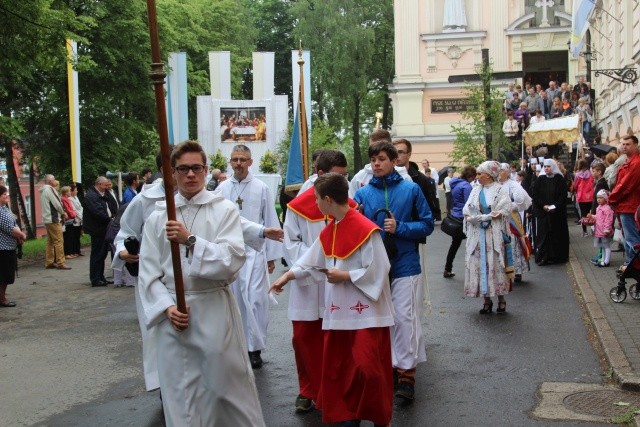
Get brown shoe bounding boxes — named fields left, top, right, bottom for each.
left=45, top=264, right=58, bottom=269
left=56, top=264, right=72, bottom=270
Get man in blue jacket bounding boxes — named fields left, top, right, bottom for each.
left=354, top=141, right=434, bottom=403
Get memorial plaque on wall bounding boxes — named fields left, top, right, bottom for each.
left=431, top=98, right=475, bottom=113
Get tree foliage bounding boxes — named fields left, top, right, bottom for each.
left=290, top=0, right=394, bottom=171
left=450, top=63, right=513, bottom=167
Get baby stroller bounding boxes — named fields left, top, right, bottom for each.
left=609, top=206, right=640, bottom=303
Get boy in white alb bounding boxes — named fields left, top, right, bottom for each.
left=272, top=173, right=393, bottom=427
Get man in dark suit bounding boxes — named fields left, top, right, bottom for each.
left=83, top=176, right=113, bottom=287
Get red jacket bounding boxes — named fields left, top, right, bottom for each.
left=609, top=153, right=640, bottom=213
left=573, top=170, right=594, bottom=203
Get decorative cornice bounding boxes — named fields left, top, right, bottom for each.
left=420, top=31, right=487, bottom=42
left=505, top=26, right=570, bottom=36
left=389, top=78, right=518, bottom=92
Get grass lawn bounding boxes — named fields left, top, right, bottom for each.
left=20, top=234, right=91, bottom=264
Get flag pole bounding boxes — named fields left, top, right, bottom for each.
left=145, top=0, right=186, bottom=314
left=297, top=42, right=309, bottom=180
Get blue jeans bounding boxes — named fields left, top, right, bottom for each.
left=619, top=213, right=640, bottom=265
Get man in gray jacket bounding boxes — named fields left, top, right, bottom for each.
left=39, top=174, right=70, bottom=270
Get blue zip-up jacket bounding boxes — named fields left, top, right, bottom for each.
left=354, top=171, right=434, bottom=279
left=450, top=177, right=473, bottom=219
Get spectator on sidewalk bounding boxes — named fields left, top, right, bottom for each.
left=592, top=190, right=615, bottom=268
left=0, top=185, right=26, bottom=308
left=122, top=173, right=139, bottom=204
left=573, top=159, right=595, bottom=237
left=39, top=174, right=70, bottom=270
left=68, top=183, right=84, bottom=257
left=83, top=176, right=113, bottom=287
left=60, top=186, right=78, bottom=260
left=608, top=135, right=640, bottom=269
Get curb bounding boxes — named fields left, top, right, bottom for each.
left=568, top=245, right=640, bottom=392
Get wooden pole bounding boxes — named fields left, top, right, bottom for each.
left=145, top=0, right=186, bottom=313
left=297, top=44, right=309, bottom=180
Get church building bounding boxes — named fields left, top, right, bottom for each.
left=389, top=0, right=638, bottom=167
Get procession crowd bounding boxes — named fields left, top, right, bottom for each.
left=1, top=125, right=638, bottom=426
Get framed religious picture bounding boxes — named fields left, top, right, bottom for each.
left=219, top=106, right=267, bottom=143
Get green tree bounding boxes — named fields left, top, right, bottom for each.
left=290, top=0, right=394, bottom=172
left=241, top=0, right=294, bottom=102
left=450, top=63, right=513, bottom=166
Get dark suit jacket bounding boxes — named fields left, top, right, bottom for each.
left=83, top=187, right=111, bottom=236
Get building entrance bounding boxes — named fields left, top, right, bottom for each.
left=522, top=50, right=568, bottom=88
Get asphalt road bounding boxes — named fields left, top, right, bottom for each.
left=0, top=228, right=609, bottom=426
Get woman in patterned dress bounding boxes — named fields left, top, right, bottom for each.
left=0, top=185, right=27, bottom=307
left=462, top=161, right=513, bottom=314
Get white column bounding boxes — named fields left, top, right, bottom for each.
left=394, top=0, right=421, bottom=81
left=252, top=52, right=275, bottom=100
left=208, top=51, right=231, bottom=99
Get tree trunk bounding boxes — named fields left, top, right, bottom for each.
left=28, top=162, right=36, bottom=238
left=352, top=98, right=362, bottom=172
left=382, top=92, right=391, bottom=130
left=2, top=137, right=33, bottom=237
left=316, top=85, right=325, bottom=122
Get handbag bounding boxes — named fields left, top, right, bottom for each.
left=441, top=214, right=464, bottom=238
left=613, top=228, right=624, bottom=244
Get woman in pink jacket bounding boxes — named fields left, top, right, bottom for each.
left=593, top=189, right=615, bottom=267
left=573, top=159, right=594, bottom=237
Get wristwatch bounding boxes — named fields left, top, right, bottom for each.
left=185, top=234, right=196, bottom=248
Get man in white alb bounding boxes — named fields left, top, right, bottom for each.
left=216, top=144, right=282, bottom=369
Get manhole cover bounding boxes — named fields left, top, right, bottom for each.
left=564, top=390, right=640, bottom=417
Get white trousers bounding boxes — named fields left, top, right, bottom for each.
left=390, top=274, right=427, bottom=370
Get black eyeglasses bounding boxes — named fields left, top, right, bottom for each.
left=174, top=164, right=206, bottom=175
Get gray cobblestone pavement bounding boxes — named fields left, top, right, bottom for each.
left=567, top=218, right=640, bottom=389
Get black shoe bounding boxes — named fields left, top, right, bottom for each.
left=103, top=279, right=114, bottom=285
left=249, top=351, right=263, bottom=369
left=395, top=382, right=414, bottom=401
left=479, top=301, right=493, bottom=314
left=295, top=394, right=314, bottom=413
left=92, top=281, right=107, bottom=287
left=341, top=421, right=361, bottom=427
left=497, top=301, right=507, bottom=314
left=443, top=270, right=455, bottom=278
left=514, top=274, right=522, bottom=283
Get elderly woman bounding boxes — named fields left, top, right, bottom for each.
left=60, top=186, right=78, bottom=259
left=531, top=159, right=570, bottom=265
left=463, top=161, right=513, bottom=314
left=0, top=186, right=27, bottom=307
left=498, top=163, right=532, bottom=283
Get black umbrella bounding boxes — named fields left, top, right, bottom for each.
left=589, top=144, right=617, bottom=158
left=437, top=166, right=455, bottom=185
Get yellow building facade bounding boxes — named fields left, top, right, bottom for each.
left=390, top=0, right=639, bottom=169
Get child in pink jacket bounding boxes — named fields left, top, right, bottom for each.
left=593, top=189, right=615, bottom=267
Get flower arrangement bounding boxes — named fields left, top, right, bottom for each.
left=259, top=150, right=278, bottom=174
left=208, top=150, right=228, bottom=171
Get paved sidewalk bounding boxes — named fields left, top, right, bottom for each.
left=567, top=219, right=640, bottom=390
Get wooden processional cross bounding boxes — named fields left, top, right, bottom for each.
left=448, top=48, right=524, bottom=158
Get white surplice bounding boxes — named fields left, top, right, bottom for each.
left=283, top=204, right=327, bottom=321
left=138, top=189, right=264, bottom=427
left=291, top=231, right=394, bottom=330
left=216, top=172, right=281, bottom=351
